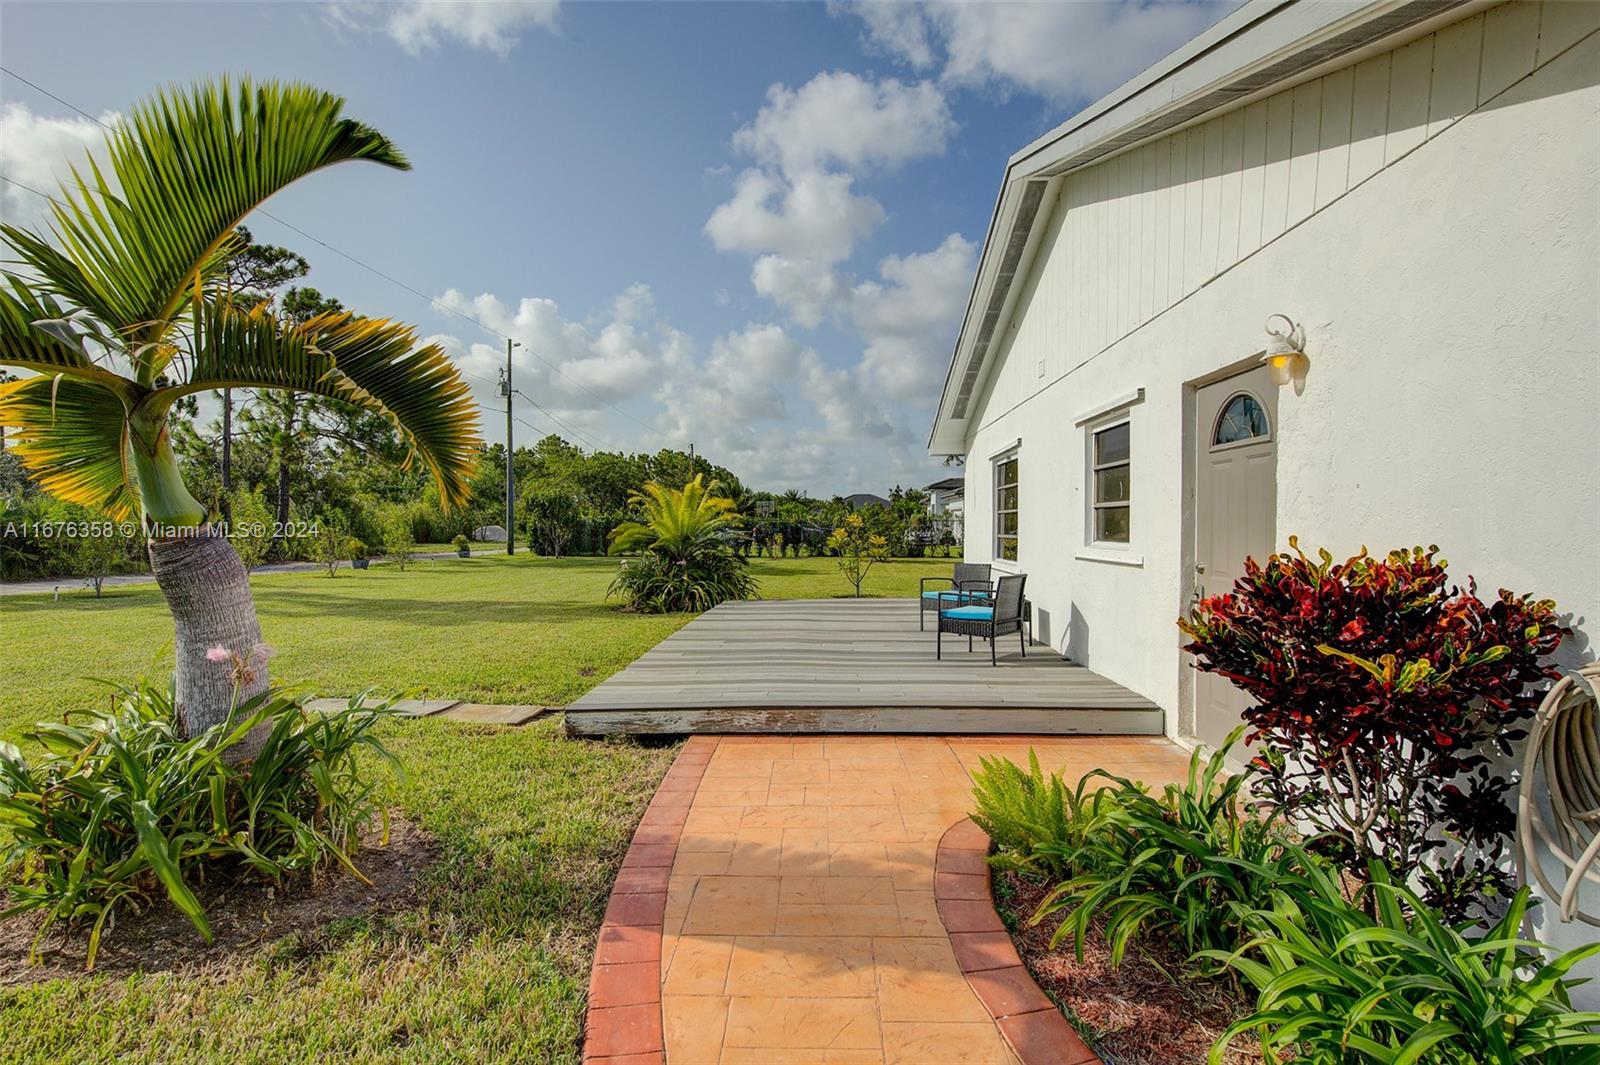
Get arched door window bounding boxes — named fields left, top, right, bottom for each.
left=1211, top=392, right=1270, bottom=448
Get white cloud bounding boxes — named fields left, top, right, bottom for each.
left=334, top=0, right=560, bottom=56
left=732, top=71, right=954, bottom=176
left=431, top=285, right=674, bottom=453
left=851, top=232, right=977, bottom=401
left=839, top=1, right=1235, bottom=103
left=704, top=168, right=883, bottom=264
left=652, top=319, right=915, bottom=489
left=750, top=255, right=847, bottom=328
left=0, top=103, right=117, bottom=230
left=706, top=69, right=956, bottom=290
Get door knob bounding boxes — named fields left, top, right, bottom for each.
left=1195, top=562, right=1207, bottom=574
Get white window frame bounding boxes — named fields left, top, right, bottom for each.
left=1086, top=414, right=1131, bottom=549
left=993, top=447, right=1019, bottom=564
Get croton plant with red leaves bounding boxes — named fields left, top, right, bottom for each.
left=1178, top=538, right=1568, bottom=920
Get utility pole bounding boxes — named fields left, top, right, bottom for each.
left=501, top=338, right=520, bottom=555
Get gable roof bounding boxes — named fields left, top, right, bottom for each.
left=843, top=493, right=890, bottom=509
left=927, top=0, right=1482, bottom=455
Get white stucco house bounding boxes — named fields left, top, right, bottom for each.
left=929, top=0, right=1597, bottom=966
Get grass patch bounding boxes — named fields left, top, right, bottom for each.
left=0, top=555, right=950, bottom=1061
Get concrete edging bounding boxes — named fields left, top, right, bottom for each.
left=581, top=736, right=719, bottom=1064
left=935, top=818, right=1101, bottom=1065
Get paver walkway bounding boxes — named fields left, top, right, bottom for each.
left=651, top=734, right=1190, bottom=1064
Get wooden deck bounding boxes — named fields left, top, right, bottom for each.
left=565, top=598, right=1163, bottom=736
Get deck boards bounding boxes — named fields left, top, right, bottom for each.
left=565, top=599, right=1163, bottom=735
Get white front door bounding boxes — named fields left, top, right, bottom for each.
left=1192, top=367, right=1278, bottom=751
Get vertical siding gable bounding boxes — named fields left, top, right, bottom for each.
left=972, top=2, right=1570, bottom=437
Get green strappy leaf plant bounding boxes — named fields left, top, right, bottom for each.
left=1202, top=855, right=1600, bottom=1064
left=0, top=681, right=403, bottom=969
left=1027, top=728, right=1300, bottom=966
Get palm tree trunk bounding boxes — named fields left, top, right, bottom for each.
left=147, top=528, right=271, bottom=760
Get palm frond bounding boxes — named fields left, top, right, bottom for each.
left=152, top=304, right=481, bottom=509
left=0, top=279, right=133, bottom=396
left=0, top=375, right=136, bottom=518
left=1, top=78, right=409, bottom=377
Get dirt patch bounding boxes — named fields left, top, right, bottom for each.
left=0, top=815, right=438, bottom=985
left=995, top=869, right=1258, bottom=1065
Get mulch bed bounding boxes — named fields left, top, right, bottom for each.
left=0, top=814, right=438, bottom=985
left=994, top=868, right=1259, bottom=1065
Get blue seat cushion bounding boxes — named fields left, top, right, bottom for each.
left=941, top=605, right=994, bottom=621
left=920, top=590, right=990, bottom=602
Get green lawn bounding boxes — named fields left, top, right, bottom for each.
left=0, top=555, right=948, bottom=1063
left=2, top=555, right=947, bottom=743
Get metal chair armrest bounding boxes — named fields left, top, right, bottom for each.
left=920, top=576, right=957, bottom=593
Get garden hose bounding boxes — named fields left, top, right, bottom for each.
left=1517, top=663, right=1600, bottom=926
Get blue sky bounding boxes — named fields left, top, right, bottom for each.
left=0, top=1, right=1231, bottom=496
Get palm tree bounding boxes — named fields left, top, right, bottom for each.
left=0, top=79, right=480, bottom=756
left=609, top=475, right=742, bottom=559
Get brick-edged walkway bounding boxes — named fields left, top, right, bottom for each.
left=586, top=734, right=1189, bottom=1064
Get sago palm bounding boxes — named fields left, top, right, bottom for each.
left=608, top=475, right=741, bottom=559
left=0, top=79, right=480, bottom=756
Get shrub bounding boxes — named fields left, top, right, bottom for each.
left=608, top=476, right=756, bottom=612
left=1027, top=730, right=1298, bottom=965
left=1203, top=857, right=1600, bottom=1064
left=451, top=533, right=470, bottom=552
left=0, top=681, right=403, bottom=968
left=827, top=512, right=889, bottom=596
left=1178, top=539, right=1568, bottom=920
left=227, top=486, right=275, bottom=572
left=379, top=506, right=416, bottom=570
left=969, top=750, right=1097, bottom=880
left=610, top=549, right=756, bottom=614
left=521, top=483, right=585, bottom=557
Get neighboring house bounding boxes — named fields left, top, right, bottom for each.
left=841, top=493, right=889, bottom=510
left=924, top=476, right=964, bottom=539
left=929, top=0, right=1597, bottom=972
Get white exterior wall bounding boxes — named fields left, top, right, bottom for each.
left=959, top=3, right=1599, bottom=970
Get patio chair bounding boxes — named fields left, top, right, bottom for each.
left=918, top=562, right=993, bottom=631
left=937, top=573, right=1027, bottom=666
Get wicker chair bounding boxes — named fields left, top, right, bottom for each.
left=936, top=573, right=1027, bottom=665
left=918, top=562, right=993, bottom=631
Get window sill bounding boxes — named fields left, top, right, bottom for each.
left=991, top=558, right=1022, bottom=574
left=1075, top=549, right=1144, bottom=568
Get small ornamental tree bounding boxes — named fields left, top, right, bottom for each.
left=380, top=506, right=416, bottom=571
left=228, top=487, right=274, bottom=573
left=313, top=516, right=348, bottom=578
left=827, top=513, right=890, bottom=597
left=1178, top=538, right=1568, bottom=920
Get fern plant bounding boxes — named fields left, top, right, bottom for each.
left=1028, top=728, right=1297, bottom=966
left=969, top=749, right=1098, bottom=879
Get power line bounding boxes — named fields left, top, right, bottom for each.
left=0, top=65, right=668, bottom=449
left=0, top=173, right=59, bottom=206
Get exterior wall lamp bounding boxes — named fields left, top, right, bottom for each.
left=1261, top=313, right=1309, bottom=394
